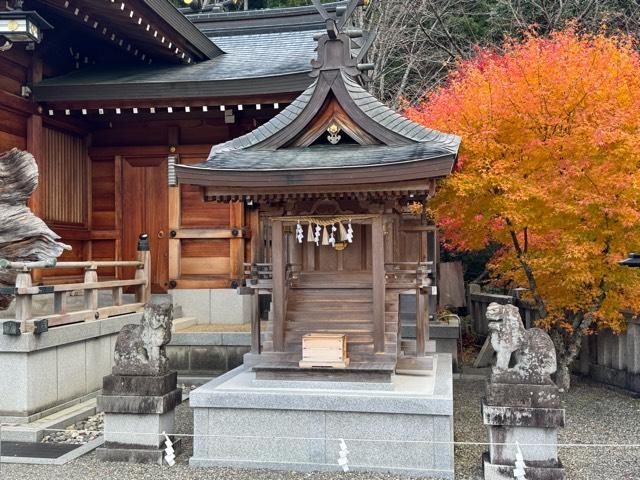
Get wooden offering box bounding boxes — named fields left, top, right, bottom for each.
left=299, top=333, right=350, bottom=369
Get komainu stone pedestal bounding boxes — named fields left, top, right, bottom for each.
left=97, top=303, right=182, bottom=464
left=482, top=382, right=565, bottom=480
left=482, top=302, right=566, bottom=480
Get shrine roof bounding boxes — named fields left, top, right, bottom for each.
left=33, top=29, right=319, bottom=102
left=174, top=0, right=461, bottom=196
left=182, top=143, right=455, bottom=171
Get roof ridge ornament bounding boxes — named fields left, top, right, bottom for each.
left=309, top=0, right=374, bottom=83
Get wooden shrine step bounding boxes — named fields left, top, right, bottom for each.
left=286, top=309, right=373, bottom=320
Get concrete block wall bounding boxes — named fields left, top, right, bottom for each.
left=167, top=331, right=250, bottom=376
left=0, top=313, right=142, bottom=423
left=170, top=289, right=251, bottom=325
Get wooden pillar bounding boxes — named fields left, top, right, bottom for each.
left=416, top=289, right=425, bottom=357
left=271, top=220, right=285, bottom=352
left=135, top=236, right=151, bottom=304
left=114, top=155, right=123, bottom=278
left=230, top=202, right=245, bottom=284
left=372, top=216, right=385, bottom=353
left=251, top=290, right=261, bottom=354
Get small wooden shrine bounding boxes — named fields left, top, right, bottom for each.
left=176, top=0, right=460, bottom=377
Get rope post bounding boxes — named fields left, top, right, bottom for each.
left=135, top=233, right=151, bottom=304
left=14, top=269, right=32, bottom=332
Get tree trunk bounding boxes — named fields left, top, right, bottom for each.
left=555, top=356, right=573, bottom=391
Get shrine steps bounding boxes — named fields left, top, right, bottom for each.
left=261, top=285, right=399, bottom=363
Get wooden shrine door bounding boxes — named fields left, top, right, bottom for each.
left=122, top=157, right=169, bottom=293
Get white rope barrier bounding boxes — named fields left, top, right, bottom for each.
left=22, top=427, right=640, bottom=449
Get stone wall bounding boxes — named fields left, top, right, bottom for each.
left=167, top=331, right=250, bottom=376
left=0, top=312, right=142, bottom=423
left=577, top=316, right=640, bottom=393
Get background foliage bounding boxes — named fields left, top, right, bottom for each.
left=405, top=29, right=640, bottom=388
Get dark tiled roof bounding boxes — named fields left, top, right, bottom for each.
left=186, top=143, right=456, bottom=171
left=204, top=71, right=460, bottom=159
left=210, top=80, right=317, bottom=153
left=183, top=2, right=343, bottom=36
left=342, top=74, right=460, bottom=149
left=33, top=30, right=319, bottom=101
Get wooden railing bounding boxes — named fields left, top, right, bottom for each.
left=385, top=261, right=435, bottom=357
left=1, top=234, right=150, bottom=334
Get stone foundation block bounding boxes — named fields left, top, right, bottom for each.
left=104, top=410, right=176, bottom=448
left=97, top=388, right=182, bottom=414
left=483, top=453, right=565, bottom=480
left=98, top=437, right=182, bottom=465
left=102, top=372, right=178, bottom=397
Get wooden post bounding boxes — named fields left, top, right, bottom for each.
left=251, top=290, right=261, bottom=354
left=15, top=270, right=33, bottom=332
left=112, top=286, right=123, bottom=306
left=84, top=266, right=98, bottom=317
left=372, top=216, right=385, bottom=353
left=271, top=220, right=285, bottom=352
left=53, top=291, right=66, bottom=314
left=416, top=289, right=426, bottom=357
left=135, top=233, right=151, bottom=304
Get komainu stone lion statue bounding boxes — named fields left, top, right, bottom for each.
left=486, top=302, right=556, bottom=384
left=113, top=302, right=173, bottom=376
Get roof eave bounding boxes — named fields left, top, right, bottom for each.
left=143, top=0, right=223, bottom=60
left=175, top=154, right=456, bottom=189
left=32, top=72, right=314, bottom=103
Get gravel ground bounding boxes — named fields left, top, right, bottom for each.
left=1, top=377, right=639, bottom=480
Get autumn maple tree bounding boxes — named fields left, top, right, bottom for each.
left=406, top=28, right=640, bottom=390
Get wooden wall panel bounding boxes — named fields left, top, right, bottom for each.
left=0, top=130, right=26, bottom=152
left=40, top=239, right=84, bottom=282
left=91, top=158, right=116, bottom=229
left=181, top=239, right=229, bottom=257
left=41, top=127, right=87, bottom=226
left=91, top=240, right=117, bottom=277
left=180, top=257, right=230, bottom=276
left=179, top=154, right=231, bottom=228
left=180, top=187, right=231, bottom=227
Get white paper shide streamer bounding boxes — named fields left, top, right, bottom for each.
left=338, top=438, right=349, bottom=472
left=163, top=431, right=176, bottom=466
left=513, top=441, right=527, bottom=479
left=295, top=221, right=304, bottom=244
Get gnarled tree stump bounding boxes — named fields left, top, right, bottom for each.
left=0, top=148, right=71, bottom=308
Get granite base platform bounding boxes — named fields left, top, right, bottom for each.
left=189, top=353, right=454, bottom=479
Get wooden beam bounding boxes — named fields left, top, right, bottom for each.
left=372, top=215, right=385, bottom=353
left=88, top=144, right=211, bottom=158
left=173, top=228, right=248, bottom=239
left=271, top=219, right=285, bottom=352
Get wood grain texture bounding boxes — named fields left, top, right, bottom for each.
left=0, top=149, right=71, bottom=307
